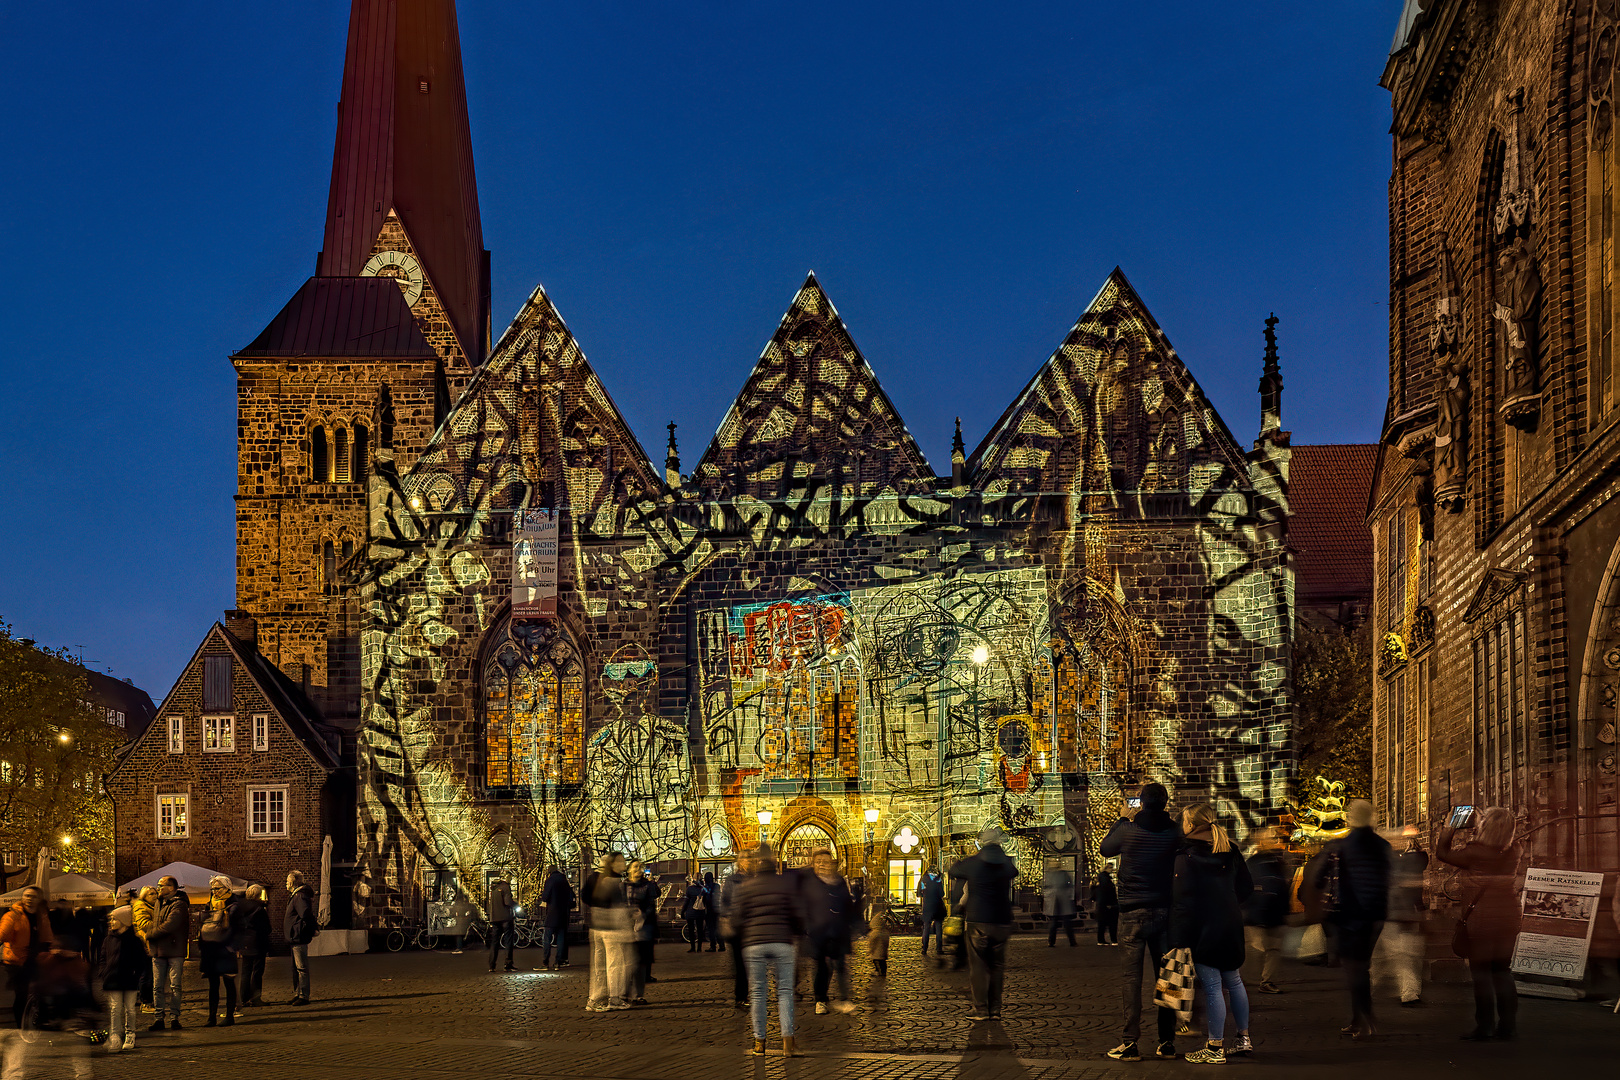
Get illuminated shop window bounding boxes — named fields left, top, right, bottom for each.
left=484, top=635, right=584, bottom=788
left=888, top=858, right=922, bottom=901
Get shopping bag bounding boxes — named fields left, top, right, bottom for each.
left=1153, top=947, right=1196, bottom=1023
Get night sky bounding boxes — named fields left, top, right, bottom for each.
left=1, top=1, right=1397, bottom=699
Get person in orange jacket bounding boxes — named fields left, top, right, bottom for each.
left=1, top=885, right=54, bottom=1028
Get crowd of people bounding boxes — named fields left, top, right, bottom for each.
left=0, top=787, right=1531, bottom=1063
left=0, top=870, right=322, bottom=1052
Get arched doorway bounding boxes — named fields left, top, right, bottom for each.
left=779, top=822, right=835, bottom=869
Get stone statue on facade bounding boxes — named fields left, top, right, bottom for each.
left=1494, top=88, right=1541, bottom=430
left=1433, top=356, right=1471, bottom=512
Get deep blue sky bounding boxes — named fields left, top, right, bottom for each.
left=1, top=2, right=1397, bottom=700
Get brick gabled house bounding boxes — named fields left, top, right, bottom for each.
left=108, top=612, right=343, bottom=939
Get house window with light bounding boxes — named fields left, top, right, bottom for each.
left=252, top=713, right=269, bottom=752
left=203, top=715, right=235, bottom=753
left=157, top=793, right=188, bottom=839
left=167, top=716, right=184, bottom=754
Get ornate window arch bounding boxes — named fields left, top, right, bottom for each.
left=483, top=621, right=585, bottom=790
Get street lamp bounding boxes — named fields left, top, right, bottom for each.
left=756, top=808, right=772, bottom=844
left=971, top=644, right=989, bottom=666
left=57, top=732, right=71, bottom=744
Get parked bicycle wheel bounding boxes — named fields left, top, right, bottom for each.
left=416, top=929, right=440, bottom=950
left=386, top=929, right=407, bottom=952
left=681, top=918, right=700, bottom=945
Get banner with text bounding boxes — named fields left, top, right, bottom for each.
left=513, top=509, right=559, bottom=619
left=1510, top=867, right=1605, bottom=982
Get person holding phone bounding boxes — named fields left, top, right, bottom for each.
left=1100, top=783, right=1184, bottom=1062
left=1437, top=806, right=1522, bottom=1041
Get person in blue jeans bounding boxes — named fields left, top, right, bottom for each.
left=732, top=844, right=804, bottom=1057
left=1099, top=783, right=1183, bottom=1061
left=1170, top=803, right=1255, bottom=1064
left=915, top=868, right=946, bottom=961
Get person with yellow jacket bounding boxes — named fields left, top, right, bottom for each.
left=131, top=887, right=157, bottom=1010
left=1, top=885, right=54, bottom=1028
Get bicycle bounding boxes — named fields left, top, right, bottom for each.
left=680, top=917, right=703, bottom=947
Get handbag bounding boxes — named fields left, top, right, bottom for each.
left=1153, top=947, right=1196, bottom=1024
left=942, top=915, right=964, bottom=939
left=1451, top=885, right=1488, bottom=959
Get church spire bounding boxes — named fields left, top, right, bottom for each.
left=1259, top=313, right=1284, bottom=437
left=318, top=0, right=490, bottom=364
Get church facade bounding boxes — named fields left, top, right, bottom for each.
left=1376, top=0, right=1620, bottom=890
left=216, top=0, right=1297, bottom=921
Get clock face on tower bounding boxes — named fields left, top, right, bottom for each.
left=361, top=249, right=424, bottom=307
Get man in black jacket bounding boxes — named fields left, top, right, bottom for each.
left=948, top=826, right=1018, bottom=1021
left=916, top=867, right=946, bottom=962
left=283, top=871, right=318, bottom=1005
left=540, top=867, right=576, bottom=969
left=1098, top=782, right=1182, bottom=1061
left=234, top=884, right=273, bottom=1006
left=1243, top=827, right=1293, bottom=994
left=1315, top=800, right=1391, bottom=1038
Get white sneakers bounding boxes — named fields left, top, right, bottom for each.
left=106, top=1033, right=134, bottom=1052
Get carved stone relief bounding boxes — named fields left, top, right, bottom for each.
left=1494, top=90, right=1541, bottom=431
left=1430, top=230, right=1469, bottom=512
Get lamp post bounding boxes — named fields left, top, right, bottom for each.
left=863, top=807, right=880, bottom=894
left=756, top=808, right=772, bottom=847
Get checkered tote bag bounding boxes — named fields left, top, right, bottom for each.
left=1153, top=947, right=1196, bottom=1024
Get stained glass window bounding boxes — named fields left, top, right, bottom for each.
left=484, top=633, right=584, bottom=789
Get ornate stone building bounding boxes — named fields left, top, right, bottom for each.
left=203, top=0, right=1301, bottom=919
left=1376, top=0, right=1620, bottom=885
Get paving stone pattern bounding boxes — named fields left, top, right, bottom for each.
left=54, top=937, right=1614, bottom=1080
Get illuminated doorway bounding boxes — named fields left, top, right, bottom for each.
left=887, top=858, right=923, bottom=903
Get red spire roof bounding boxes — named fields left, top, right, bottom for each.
left=318, top=0, right=489, bottom=364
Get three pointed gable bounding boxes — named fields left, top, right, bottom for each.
left=969, top=269, right=1250, bottom=505
left=693, top=275, right=934, bottom=499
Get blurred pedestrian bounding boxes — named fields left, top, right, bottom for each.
left=1243, top=827, right=1292, bottom=994
left=234, top=884, right=272, bottom=1007
left=1101, top=783, right=1183, bottom=1061
left=1315, top=799, right=1390, bottom=1040
left=487, top=877, right=516, bottom=973
left=703, top=871, right=724, bottom=951
left=949, top=826, right=1018, bottom=1022
left=540, top=866, right=575, bottom=970
left=626, top=860, right=659, bottom=1004
left=198, top=876, right=237, bottom=1026
left=146, top=875, right=190, bottom=1030
left=100, top=905, right=144, bottom=1052
left=582, top=851, right=632, bottom=1011
left=1093, top=868, right=1119, bottom=945
left=800, top=846, right=855, bottom=1014
left=867, top=909, right=889, bottom=978
left=1044, top=864, right=1078, bottom=947
left=2, top=885, right=52, bottom=1028
left=719, top=853, right=753, bottom=1009
left=734, top=843, right=804, bottom=1056
left=1374, top=826, right=1428, bottom=1008
left=1171, top=804, right=1254, bottom=1064
left=681, top=873, right=709, bottom=953
left=916, top=866, right=946, bottom=961
left=131, top=886, right=156, bottom=1010
left=284, top=870, right=318, bottom=1005
left=1438, top=807, right=1522, bottom=1041
left=947, top=867, right=968, bottom=970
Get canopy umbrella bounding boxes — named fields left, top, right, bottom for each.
left=317, top=835, right=333, bottom=927
left=118, top=862, right=252, bottom=903
left=2, top=872, right=115, bottom=906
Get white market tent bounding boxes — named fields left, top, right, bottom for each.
left=1, top=872, right=117, bottom=906
left=117, top=862, right=253, bottom=904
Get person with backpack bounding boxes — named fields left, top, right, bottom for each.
left=284, top=870, right=319, bottom=1006
left=1171, top=804, right=1255, bottom=1064
left=198, top=876, right=238, bottom=1027
left=1243, top=827, right=1293, bottom=994
left=1313, top=800, right=1391, bottom=1040
left=1100, top=783, right=1183, bottom=1062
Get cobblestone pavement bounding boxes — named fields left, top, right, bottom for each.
left=8, top=937, right=1612, bottom=1079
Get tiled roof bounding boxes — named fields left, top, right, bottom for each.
left=235, top=277, right=437, bottom=359
left=1290, top=444, right=1377, bottom=604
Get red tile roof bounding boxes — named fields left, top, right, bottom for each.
left=1290, top=444, right=1377, bottom=604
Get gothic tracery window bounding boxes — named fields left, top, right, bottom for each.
left=484, top=631, right=585, bottom=789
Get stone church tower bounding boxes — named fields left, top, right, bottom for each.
left=232, top=0, right=490, bottom=725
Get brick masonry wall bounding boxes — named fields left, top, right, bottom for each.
left=107, top=626, right=334, bottom=941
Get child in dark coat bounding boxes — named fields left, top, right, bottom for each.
left=101, top=906, right=146, bottom=1052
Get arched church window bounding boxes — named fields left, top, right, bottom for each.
left=352, top=423, right=369, bottom=483
left=312, top=427, right=328, bottom=483
left=484, top=631, right=585, bottom=789
left=334, top=427, right=351, bottom=483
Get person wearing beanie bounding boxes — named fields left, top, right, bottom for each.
left=100, top=906, right=145, bottom=1052
left=948, top=826, right=1019, bottom=1021
left=1314, top=799, right=1391, bottom=1040
left=1100, top=782, right=1183, bottom=1062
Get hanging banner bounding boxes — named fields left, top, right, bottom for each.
left=513, top=509, right=559, bottom=619
left=1510, top=867, right=1605, bottom=982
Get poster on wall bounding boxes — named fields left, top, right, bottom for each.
left=513, top=509, right=559, bottom=619
left=1510, top=867, right=1606, bottom=982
